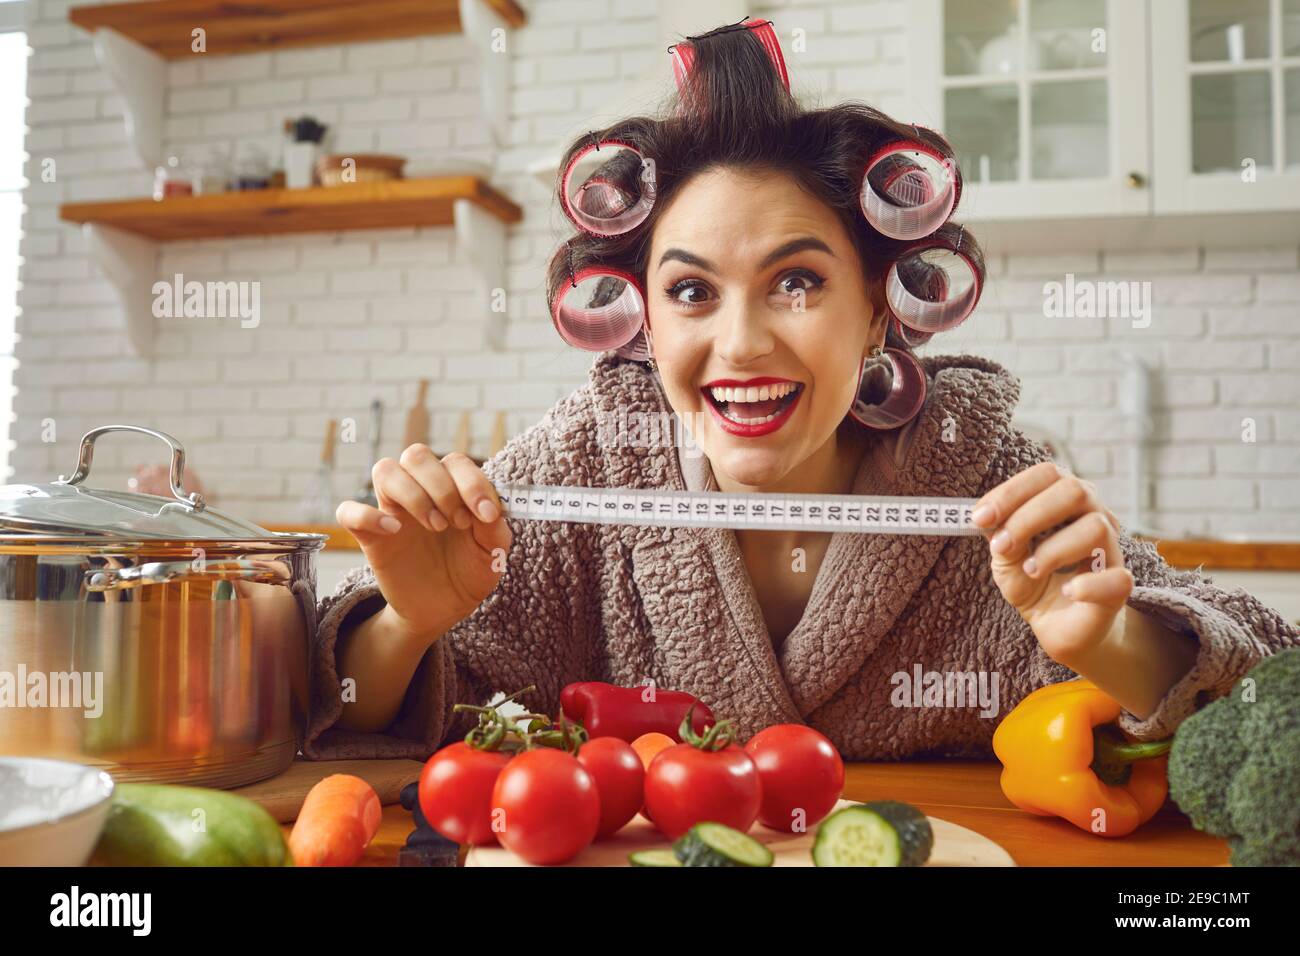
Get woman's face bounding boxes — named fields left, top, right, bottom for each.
left=645, top=165, right=888, bottom=490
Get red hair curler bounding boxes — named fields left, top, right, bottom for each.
left=669, top=17, right=789, bottom=96
left=848, top=348, right=928, bottom=429
left=884, top=234, right=981, bottom=334
left=549, top=240, right=647, bottom=354
left=560, top=138, right=657, bottom=238
left=859, top=138, right=960, bottom=241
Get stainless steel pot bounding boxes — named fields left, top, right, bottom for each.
left=0, top=425, right=326, bottom=789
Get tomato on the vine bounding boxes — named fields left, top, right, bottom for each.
left=576, top=737, right=644, bottom=838
left=642, top=709, right=761, bottom=839
left=491, top=748, right=600, bottom=864
left=743, top=724, right=844, bottom=832
left=418, top=741, right=510, bottom=845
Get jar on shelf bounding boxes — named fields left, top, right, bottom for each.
left=231, top=145, right=271, bottom=191
left=191, top=149, right=230, bottom=196
left=152, top=156, right=192, bottom=201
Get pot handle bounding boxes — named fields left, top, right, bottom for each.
left=85, top=559, right=289, bottom=592
left=56, top=425, right=205, bottom=512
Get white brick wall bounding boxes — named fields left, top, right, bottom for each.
left=10, top=0, right=1300, bottom=537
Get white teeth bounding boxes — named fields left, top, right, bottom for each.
left=708, top=382, right=797, bottom=403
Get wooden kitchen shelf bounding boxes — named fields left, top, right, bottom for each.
left=60, top=176, right=522, bottom=240
left=69, top=0, right=527, bottom=59
left=61, top=176, right=518, bottom=354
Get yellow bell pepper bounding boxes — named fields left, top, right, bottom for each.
left=992, top=678, right=1172, bottom=838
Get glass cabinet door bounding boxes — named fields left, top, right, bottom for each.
left=1151, top=0, right=1300, bottom=212
left=908, top=0, right=1150, bottom=219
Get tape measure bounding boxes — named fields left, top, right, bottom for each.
left=491, top=483, right=982, bottom=537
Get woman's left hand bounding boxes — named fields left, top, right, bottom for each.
left=971, top=461, right=1134, bottom=667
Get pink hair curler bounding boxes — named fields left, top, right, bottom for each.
left=560, top=139, right=657, bottom=237
left=848, top=348, right=928, bottom=429
left=891, top=314, right=933, bottom=348
left=670, top=17, right=789, bottom=95
left=860, top=140, right=959, bottom=241
left=614, top=327, right=652, bottom=362
left=885, top=241, right=981, bottom=334
left=552, top=264, right=648, bottom=353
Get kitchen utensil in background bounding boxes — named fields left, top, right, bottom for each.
left=301, top=417, right=337, bottom=523
left=0, top=757, right=116, bottom=866
left=0, top=425, right=326, bottom=790
left=355, top=398, right=384, bottom=506
left=402, top=379, right=430, bottom=449
left=490, top=411, right=507, bottom=457
left=316, top=153, right=406, bottom=187
left=453, top=411, right=472, bottom=457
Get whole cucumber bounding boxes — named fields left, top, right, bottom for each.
left=91, top=783, right=293, bottom=867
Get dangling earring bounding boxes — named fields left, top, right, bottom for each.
left=848, top=343, right=927, bottom=429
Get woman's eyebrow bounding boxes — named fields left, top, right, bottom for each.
left=657, top=236, right=835, bottom=272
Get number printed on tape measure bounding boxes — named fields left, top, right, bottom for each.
left=491, top=483, right=983, bottom=537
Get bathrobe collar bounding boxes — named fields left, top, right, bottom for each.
left=585, top=351, right=1023, bottom=721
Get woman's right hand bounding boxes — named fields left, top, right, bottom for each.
left=335, top=446, right=513, bottom=643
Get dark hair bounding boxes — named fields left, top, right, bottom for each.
left=545, top=20, right=985, bottom=358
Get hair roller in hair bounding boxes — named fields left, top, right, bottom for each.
left=848, top=348, right=928, bottom=430
left=552, top=263, right=648, bottom=353
left=669, top=17, right=789, bottom=95
left=560, top=139, right=657, bottom=237
left=891, top=315, right=933, bottom=349
left=615, top=328, right=652, bottom=362
left=884, top=240, right=981, bottom=334
left=860, top=140, right=959, bottom=241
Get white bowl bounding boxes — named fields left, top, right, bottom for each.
left=0, top=757, right=115, bottom=866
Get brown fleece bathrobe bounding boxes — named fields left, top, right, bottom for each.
left=303, top=352, right=1300, bottom=761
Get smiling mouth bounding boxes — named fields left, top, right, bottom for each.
left=701, top=382, right=804, bottom=425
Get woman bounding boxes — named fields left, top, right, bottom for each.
left=305, top=21, right=1297, bottom=762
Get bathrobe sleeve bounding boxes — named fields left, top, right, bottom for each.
left=987, top=425, right=1300, bottom=742
left=302, top=386, right=606, bottom=760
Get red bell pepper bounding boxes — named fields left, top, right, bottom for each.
left=560, top=681, right=715, bottom=743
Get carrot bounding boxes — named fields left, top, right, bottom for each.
left=289, top=774, right=383, bottom=867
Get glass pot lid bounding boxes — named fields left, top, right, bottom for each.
left=0, top=425, right=284, bottom=541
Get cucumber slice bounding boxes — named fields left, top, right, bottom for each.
left=812, top=801, right=933, bottom=867
left=672, top=822, right=774, bottom=867
left=629, top=848, right=682, bottom=867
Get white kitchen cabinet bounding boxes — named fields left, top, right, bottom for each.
left=905, top=0, right=1300, bottom=248
left=1151, top=0, right=1300, bottom=214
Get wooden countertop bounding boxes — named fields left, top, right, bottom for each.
left=268, top=522, right=1300, bottom=571
left=286, top=759, right=1229, bottom=867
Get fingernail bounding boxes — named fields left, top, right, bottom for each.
left=991, top=529, right=1011, bottom=553
left=1061, top=580, right=1075, bottom=599
left=453, top=508, right=472, bottom=529
left=477, top=499, right=499, bottom=522
left=379, top=515, right=402, bottom=534
left=972, top=504, right=995, bottom=526
left=1022, top=555, right=1038, bottom=576
left=428, top=510, right=448, bottom=531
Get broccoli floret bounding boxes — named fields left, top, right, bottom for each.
left=1167, top=647, right=1300, bottom=866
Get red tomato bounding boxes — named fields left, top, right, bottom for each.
left=491, top=749, right=600, bottom=865
left=418, top=742, right=510, bottom=845
left=577, top=737, right=645, bottom=838
left=643, top=742, right=762, bottom=839
left=744, top=724, right=845, bottom=833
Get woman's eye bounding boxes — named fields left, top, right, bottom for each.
left=776, top=270, right=824, bottom=297
left=666, top=280, right=711, bottom=307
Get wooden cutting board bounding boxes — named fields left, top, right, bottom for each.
left=466, top=799, right=1015, bottom=867
left=230, top=758, right=424, bottom=823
